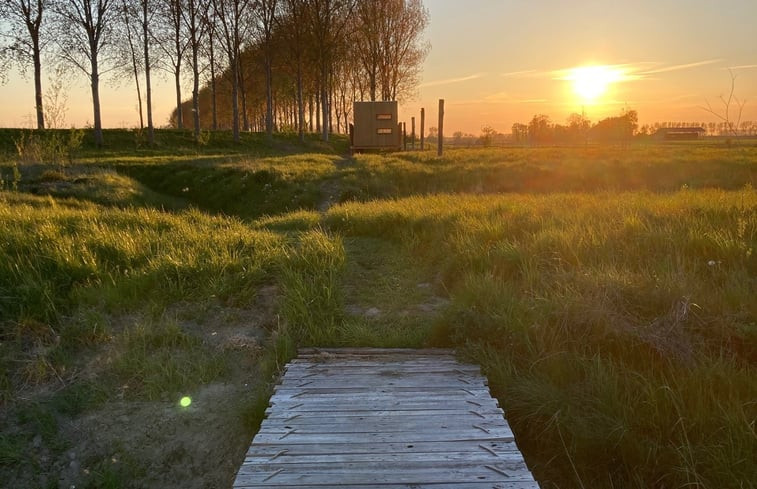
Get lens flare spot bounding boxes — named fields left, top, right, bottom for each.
left=180, top=396, right=192, bottom=407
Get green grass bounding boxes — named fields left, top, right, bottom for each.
left=323, top=188, right=757, bottom=488
left=1, top=138, right=755, bottom=488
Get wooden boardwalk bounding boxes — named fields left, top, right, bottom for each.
left=233, top=348, right=539, bottom=488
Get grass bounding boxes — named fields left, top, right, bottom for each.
left=323, top=188, right=757, bottom=488
left=0, top=135, right=755, bottom=488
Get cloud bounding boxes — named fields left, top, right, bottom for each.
left=638, top=59, right=722, bottom=75
left=500, top=70, right=538, bottom=78
left=726, top=64, right=757, bottom=70
left=419, top=73, right=485, bottom=88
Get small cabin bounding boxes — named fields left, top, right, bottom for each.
left=655, top=127, right=706, bottom=140
left=350, top=101, right=401, bottom=151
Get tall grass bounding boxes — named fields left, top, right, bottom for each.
left=324, top=187, right=756, bottom=488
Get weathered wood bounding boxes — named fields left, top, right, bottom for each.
left=233, top=349, right=539, bottom=489
left=246, top=439, right=522, bottom=457
left=438, top=98, right=445, bottom=156
left=420, top=107, right=425, bottom=150
left=237, top=482, right=538, bottom=489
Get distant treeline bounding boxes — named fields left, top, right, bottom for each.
left=0, top=0, right=429, bottom=146
left=446, top=111, right=757, bottom=147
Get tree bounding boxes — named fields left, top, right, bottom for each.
left=52, top=0, right=118, bottom=147
left=212, top=0, right=254, bottom=142
left=303, top=0, right=356, bottom=141
left=181, top=0, right=210, bottom=138
left=201, top=5, right=220, bottom=129
left=279, top=0, right=308, bottom=141
left=590, top=109, right=637, bottom=144
left=566, top=112, right=590, bottom=144
left=255, top=0, right=278, bottom=137
left=479, top=125, right=496, bottom=147
left=118, top=0, right=145, bottom=129
left=511, top=123, right=528, bottom=143
left=528, top=114, right=552, bottom=145
left=0, top=0, right=51, bottom=129
left=700, top=69, right=747, bottom=138
left=353, top=0, right=429, bottom=102
left=155, top=0, right=188, bottom=129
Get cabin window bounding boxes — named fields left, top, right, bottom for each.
left=376, top=114, right=392, bottom=120
left=377, top=128, right=393, bottom=135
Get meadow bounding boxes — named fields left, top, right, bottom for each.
left=0, top=129, right=755, bottom=488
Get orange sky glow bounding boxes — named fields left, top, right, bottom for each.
left=1, top=0, right=756, bottom=134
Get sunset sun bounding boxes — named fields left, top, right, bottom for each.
left=565, top=65, right=625, bottom=103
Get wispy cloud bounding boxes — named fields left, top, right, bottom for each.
left=419, top=73, right=485, bottom=88
left=638, top=59, right=722, bottom=75
left=500, top=70, right=538, bottom=78
left=726, top=64, right=757, bottom=70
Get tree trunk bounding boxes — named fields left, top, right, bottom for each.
left=210, top=43, right=217, bottom=130
left=175, top=69, right=183, bottom=129
left=231, top=57, right=240, bottom=142
left=308, top=93, right=314, bottom=133
left=144, top=9, right=154, bottom=146
left=296, top=60, right=304, bottom=143
left=192, top=46, right=200, bottom=138
left=265, top=52, right=273, bottom=137
left=91, top=64, right=103, bottom=147
left=315, top=87, right=321, bottom=134
left=33, top=43, right=44, bottom=129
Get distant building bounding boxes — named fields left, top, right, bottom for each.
left=654, top=127, right=706, bottom=140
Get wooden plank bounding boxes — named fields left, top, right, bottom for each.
left=260, top=412, right=507, bottom=426
left=233, top=464, right=536, bottom=485
left=243, top=448, right=526, bottom=465
left=276, top=375, right=486, bottom=388
left=250, top=429, right=514, bottom=445
left=269, top=388, right=491, bottom=402
left=263, top=409, right=505, bottom=420
left=283, top=365, right=481, bottom=376
left=267, top=399, right=501, bottom=413
left=234, top=483, right=539, bottom=489
left=245, top=439, right=523, bottom=457
left=297, top=348, right=455, bottom=356
left=260, top=416, right=510, bottom=433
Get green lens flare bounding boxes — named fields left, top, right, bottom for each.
left=180, top=396, right=191, bottom=407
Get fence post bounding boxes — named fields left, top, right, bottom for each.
left=411, top=117, right=415, bottom=150
left=420, top=108, right=425, bottom=150
left=438, top=99, right=444, bottom=156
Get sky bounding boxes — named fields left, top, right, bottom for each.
left=2, top=0, right=756, bottom=134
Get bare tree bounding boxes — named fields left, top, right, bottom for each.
left=155, top=0, right=188, bottom=129
left=0, top=0, right=51, bottom=129
left=255, top=0, right=278, bottom=137
left=303, top=0, right=356, bottom=141
left=52, top=0, right=118, bottom=147
left=200, top=5, right=219, bottom=129
left=212, top=0, right=254, bottom=142
left=701, top=69, right=748, bottom=138
left=118, top=0, right=145, bottom=128
left=180, top=0, right=210, bottom=138
left=43, top=65, right=69, bottom=128
left=279, top=0, right=309, bottom=142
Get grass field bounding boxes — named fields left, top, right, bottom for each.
left=1, top=129, right=755, bottom=488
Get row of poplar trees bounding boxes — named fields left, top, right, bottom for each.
left=0, top=0, right=430, bottom=146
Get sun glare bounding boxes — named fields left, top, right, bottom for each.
left=565, top=66, right=625, bottom=103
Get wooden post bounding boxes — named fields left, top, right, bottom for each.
left=411, top=117, right=415, bottom=150
left=403, top=122, right=407, bottom=150
left=420, top=108, right=425, bottom=150
left=437, top=99, right=444, bottom=156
